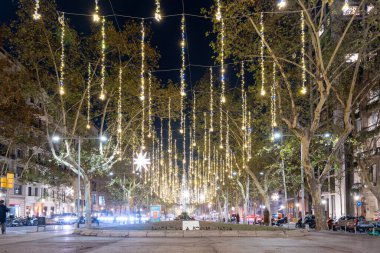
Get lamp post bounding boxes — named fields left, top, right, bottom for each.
left=52, top=134, right=107, bottom=228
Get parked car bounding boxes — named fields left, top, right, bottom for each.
left=54, top=213, right=78, bottom=224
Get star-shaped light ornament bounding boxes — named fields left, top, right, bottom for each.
left=133, top=151, right=151, bottom=172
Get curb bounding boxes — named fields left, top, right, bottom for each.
left=73, top=229, right=308, bottom=238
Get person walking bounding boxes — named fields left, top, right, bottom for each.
left=0, top=200, right=9, bottom=234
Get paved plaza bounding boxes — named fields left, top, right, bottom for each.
left=0, top=226, right=379, bottom=253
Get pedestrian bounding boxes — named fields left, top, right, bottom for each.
left=236, top=213, right=240, bottom=224
left=0, top=200, right=9, bottom=234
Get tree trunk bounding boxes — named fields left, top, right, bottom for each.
left=264, top=194, right=271, bottom=225
left=310, top=186, right=328, bottom=230
left=83, top=176, right=92, bottom=227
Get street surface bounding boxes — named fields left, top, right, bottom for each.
left=0, top=226, right=379, bottom=253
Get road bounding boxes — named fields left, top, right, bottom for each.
left=0, top=226, right=379, bottom=253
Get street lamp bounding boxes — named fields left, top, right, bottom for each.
left=52, top=134, right=108, bottom=227
left=277, top=0, right=287, bottom=9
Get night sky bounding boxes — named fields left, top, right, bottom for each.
left=0, top=0, right=216, bottom=87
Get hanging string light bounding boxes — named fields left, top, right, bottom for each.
left=93, top=0, right=100, bottom=22
left=33, top=0, right=41, bottom=20
left=219, top=5, right=226, bottom=104
left=300, top=11, right=307, bottom=95
left=179, top=15, right=186, bottom=134
left=241, top=61, right=246, bottom=131
left=86, top=63, right=92, bottom=130
left=140, top=20, right=146, bottom=150
left=117, top=67, right=123, bottom=158
left=272, top=62, right=277, bottom=128
left=192, top=92, right=197, bottom=147
left=148, top=71, right=153, bottom=138
left=271, top=62, right=277, bottom=140
left=99, top=17, right=106, bottom=100
left=219, top=99, right=223, bottom=149
left=58, top=14, right=65, bottom=96
left=155, top=0, right=162, bottom=22
left=260, top=12, right=266, bottom=96
left=209, top=67, right=214, bottom=132
left=215, top=0, right=222, bottom=21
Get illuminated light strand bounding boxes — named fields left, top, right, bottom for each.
left=241, top=61, right=247, bottom=173
left=209, top=67, right=214, bottom=132
left=219, top=10, right=226, bottom=104
left=241, top=61, right=246, bottom=131
left=86, top=63, right=92, bottom=130
left=247, top=111, right=252, bottom=161
left=140, top=20, right=146, bottom=150
left=33, top=0, right=41, bottom=20
left=58, top=14, right=65, bottom=95
left=192, top=92, right=196, bottom=147
left=225, top=111, right=230, bottom=174
left=300, top=11, right=307, bottom=95
left=155, top=0, right=162, bottom=21
left=117, top=67, right=123, bottom=159
left=271, top=62, right=278, bottom=133
left=99, top=17, right=106, bottom=100
left=148, top=72, right=153, bottom=138
left=179, top=15, right=186, bottom=134
left=215, top=0, right=222, bottom=21
left=93, top=0, right=100, bottom=22
left=219, top=99, right=223, bottom=149
left=260, top=12, right=266, bottom=96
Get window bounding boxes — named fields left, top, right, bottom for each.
left=355, top=118, right=362, bottom=132
left=343, top=5, right=359, bottom=16
left=34, top=188, right=38, bottom=196
left=28, top=187, right=32, bottom=196
left=367, top=112, right=379, bottom=131
left=14, top=185, right=22, bottom=195
left=368, top=89, right=380, bottom=104
left=367, top=5, right=374, bottom=13
left=345, top=53, right=359, bottom=63
left=99, top=196, right=105, bottom=206
left=16, top=167, right=23, bottom=178
left=92, top=194, right=97, bottom=205
left=370, top=164, right=377, bottom=186
left=16, top=149, right=24, bottom=159
left=319, top=24, right=325, bottom=37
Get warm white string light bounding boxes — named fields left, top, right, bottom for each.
left=271, top=62, right=277, bottom=142
left=86, top=63, right=92, bottom=130
left=300, top=11, right=307, bottom=95
left=117, top=67, right=123, bottom=159
left=219, top=4, right=226, bottom=104
left=148, top=71, right=153, bottom=138
left=179, top=15, right=186, bottom=134
left=99, top=17, right=106, bottom=100
left=192, top=92, right=197, bottom=147
left=93, top=0, right=100, bottom=22
left=155, top=0, right=162, bottom=22
left=33, top=0, right=41, bottom=20
left=140, top=19, right=146, bottom=150
left=209, top=67, right=214, bottom=132
left=219, top=99, right=223, bottom=149
left=260, top=12, right=266, bottom=96
left=215, top=0, right=222, bottom=21
left=241, top=61, right=246, bottom=131
left=58, top=14, right=65, bottom=95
